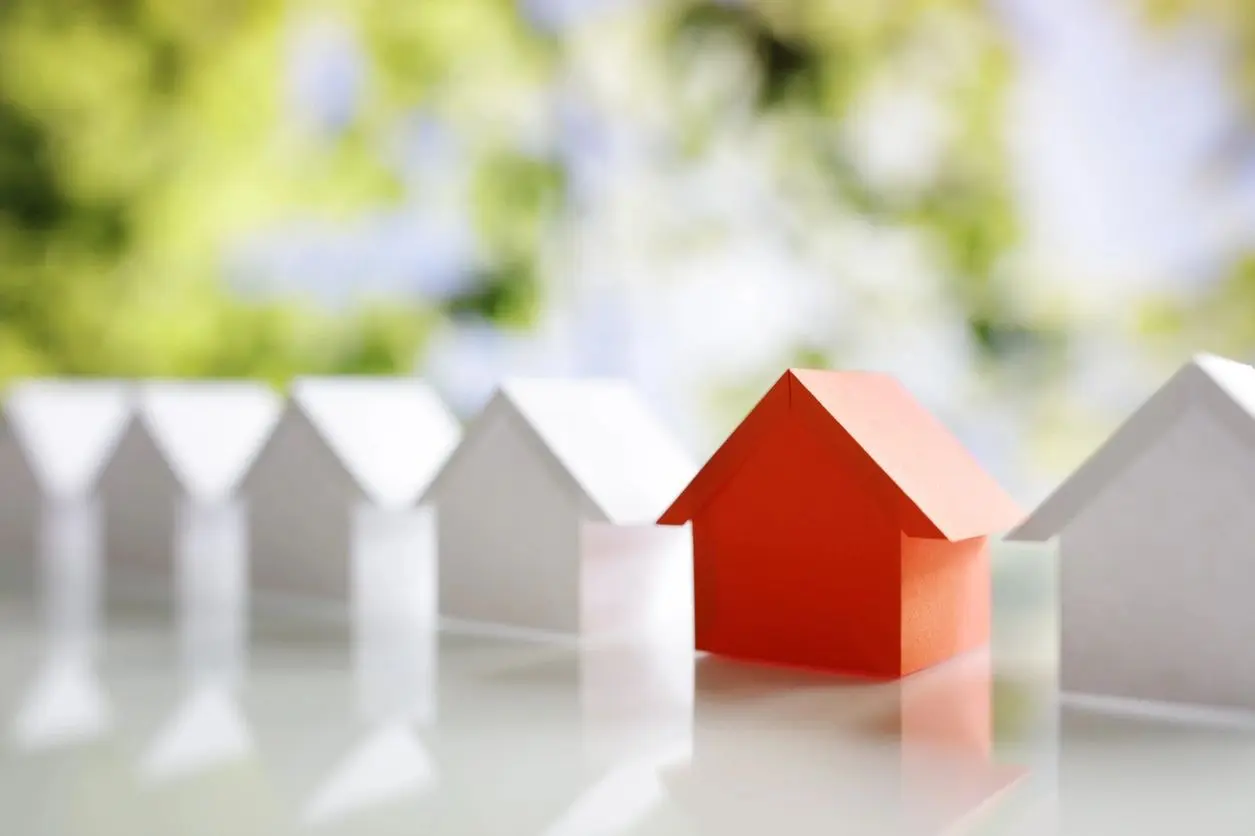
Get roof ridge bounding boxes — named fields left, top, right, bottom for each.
left=1008, top=359, right=1224, bottom=541
left=790, top=370, right=1022, bottom=539
left=287, top=380, right=460, bottom=507
left=136, top=383, right=282, bottom=499
left=662, top=369, right=1021, bottom=539
left=426, top=381, right=693, bottom=526
left=495, top=387, right=615, bottom=522
left=498, top=380, right=694, bottom=524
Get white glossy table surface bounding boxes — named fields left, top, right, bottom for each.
left=0, top=551, right=1249, bottom=836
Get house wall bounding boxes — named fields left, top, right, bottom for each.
left=353, top=503, right=437, bottom=724
left=42, top=495, right=104, bottom=654
left=175, top=498, right=246, bottom=685
left=100, top=421, right=180, bottom=615
left=1061, top=403, right=1255, bottom=710
left=245, top=409, right=356, bottom=605
left=580, top=522, right=692, bottom=638
left=352, top=504, right=436, bottom=634
left=900, top=534, right=990, bottom=676
left=0, top=429, right=39, bottom=598
left=435, top=406, right=582, bottom=633
left=692, top=412, right=902, bottom=676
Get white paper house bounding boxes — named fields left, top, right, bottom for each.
left=422, top=379, right=696, bottom=638
left=241, top=377, right=461, bottom=615
left=4, top=380, right=133, bottom=652
left=99, top=382, right=282, bottom=620
left=1009, top=353, right=1255, bottom=715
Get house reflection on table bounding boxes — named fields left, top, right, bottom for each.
left=247, top=534, right=440, bottom=831
left=422, top=631, right=602, bottom=836
left=11, top=490, right=113, bottom=752
left=137, top=608, right=252, bottom=788
left=535, top=624, right=696, bottom=836
left=11, top=646, right=111, bottom=751
left=405, top=545, right=696, bottom=835
left=136, top=496, right=255, bottom=785
left=579, top=621, right=695, bottom=770
left=299, top=610, right=438, bottom=828
left=663, top=649, right=1027, bottom=835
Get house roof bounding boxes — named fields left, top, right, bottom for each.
left=4, top=379, right=134, bottom=497
left=425, top=379, right=697, bottom=526
left=137, top=381, right=283, bottom=501
left=1010, top=353, right=1255, bottom=542
left=288, top=377, right=462, bottom=508
left=659, top=369, right=1023, bottom=541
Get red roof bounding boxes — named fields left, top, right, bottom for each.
left=659, top=369, right=1023, bottom=541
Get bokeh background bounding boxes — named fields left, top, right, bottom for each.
left=3, top=0, right=1253, bottom=500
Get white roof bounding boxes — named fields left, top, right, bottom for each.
left=1192, top=352, right=1255, bottom=416
left=291, top=377, right=462, bottom=508
left=5, top=379, right=133, bottom=497
left=441, top=379, right=696, bottom=525
left=138, top=381, right=283, bottom=501
left=1010, top=353, right=1255, bottom=541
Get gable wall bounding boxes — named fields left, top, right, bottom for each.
left=1061, top=403, right=1255, bottom=709
left=692, top=411, right=902, bottom=675
left=100, top=420, right=181, bottom=611
left=245, top=408, right=358, bottom=602
left=434, top=405, right=583, bottom=633
left=900, top=534, right=990, bottom=676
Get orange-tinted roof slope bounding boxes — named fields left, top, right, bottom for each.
left=659, top=369, right=1024, bottom=541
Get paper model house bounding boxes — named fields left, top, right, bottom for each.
left=100, top=382, right=282, bottom=618
left=1009, top=353, right=1255, bottom=714
left=658, top=369, right=1023, bottom=679
left=241, top=377, right=461, bottom=613
left=422, top=379, right=696, bottom=637
left=5, top=380, right=133, bottom=640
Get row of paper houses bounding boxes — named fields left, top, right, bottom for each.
left=0, top=375, right=695, bottom=640
left=1, top=353, right=1254, bottom=717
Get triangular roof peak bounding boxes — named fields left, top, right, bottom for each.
left=1190, top=352, right=1255, bottom=414
left=137, top=381, right=283, bottom=501
left=660, top=369, right=1023, bottom=541
left=426, top=378, right=696, bottom=525
left=1010, top=353, right=1255, bottom=541
left=4, top=379, right=134, bottom=497
left=289, top=377, right=461, bottom=508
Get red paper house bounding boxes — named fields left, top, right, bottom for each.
left=658, top=369, right=1023, bottom=679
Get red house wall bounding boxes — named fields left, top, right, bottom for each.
left=900, top=535, right=990, bottom=677
left=692, top=412, right=903, bottom=677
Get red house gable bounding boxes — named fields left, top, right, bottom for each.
left=659, top=369, right=1024, bottom=678
left=660, top=369, right=1023, bottom=539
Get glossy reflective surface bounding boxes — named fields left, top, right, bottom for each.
left=0, top=548, right=1249, bottom=835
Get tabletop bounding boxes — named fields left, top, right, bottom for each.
left=0, top=547, right=1249, bottom=836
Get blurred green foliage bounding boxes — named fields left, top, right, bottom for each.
left=662, top=0, right=1065, bottom=376
left=1137, top=0, right=1255, bottom=361
left=1145, top=0, right=1255, bottom=106
left=0, top=0, right=544, bottom=383
left=0, top=0, right=1035, bottom=386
